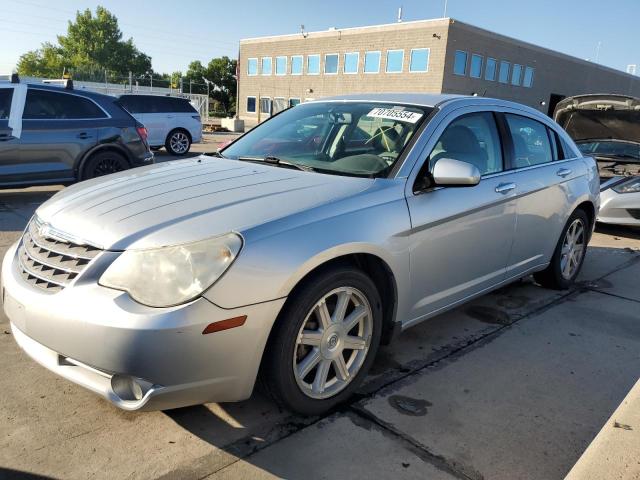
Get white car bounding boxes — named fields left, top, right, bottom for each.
left=118, top=94, right=202, bottom=155
left=599, top=177, right=640, bottom=226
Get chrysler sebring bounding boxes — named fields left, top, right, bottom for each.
left=2, top=94, right=599, bottom=415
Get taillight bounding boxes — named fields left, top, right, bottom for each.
left=136, top=126, right=148, bottom=143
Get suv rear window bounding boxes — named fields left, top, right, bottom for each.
left=119, top=95, right=197, bottom=114
left=0, top=89, right=13, bottom=119
left=23, top=89, right=107, bottom=120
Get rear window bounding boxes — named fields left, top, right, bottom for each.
left=23, top=89, right=107, bottom=120
left=0, top=88, right=13, bottom=119
left=119, top=95, right=197, bottom=114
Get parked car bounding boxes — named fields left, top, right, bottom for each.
left=0, top=78, right=153, bottom=187
left=2, top=94, right=599, bottom=415
left=118, top=94, right=202, bottom=155
left=555, top=94, right=640, bottom=226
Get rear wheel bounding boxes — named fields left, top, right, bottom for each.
left=165, top=129, right=191, bottom=155
left=81, top=151, right=129, bottom=180
left=534, top=209, right=589, bottom=289
left=262, top=266, right=382, bottom=416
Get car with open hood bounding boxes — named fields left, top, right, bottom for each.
left=555, top=94, right=640, bottom=226
left=2, top=94, right=599, bottom=415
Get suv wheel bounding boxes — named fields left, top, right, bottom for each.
left=262, top=266, right=382, bottom=416
left=165, top=129, right=191, bottom=155
left=82, top=151, right=129, bottom=180
left=534, top=209, right=589, bottom=289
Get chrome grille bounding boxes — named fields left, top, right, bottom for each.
left=18, top=218, right=102, bottom=292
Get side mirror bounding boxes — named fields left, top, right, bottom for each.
left=432, top=158, right=481, bottom=187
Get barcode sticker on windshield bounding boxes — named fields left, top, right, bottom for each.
left=366, top=108, right=423, bottom=123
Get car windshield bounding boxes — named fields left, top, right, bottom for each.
left=576, top=140, right=640, bottom=160
left=222, top=101, right=432, bottom=177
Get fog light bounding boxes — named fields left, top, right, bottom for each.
left=111, top=374, right=151, bottom=401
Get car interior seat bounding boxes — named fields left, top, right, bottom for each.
left=431, top=125, right=488, bottom=173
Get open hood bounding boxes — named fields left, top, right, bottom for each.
left=554, top=94, right=640, bottom=144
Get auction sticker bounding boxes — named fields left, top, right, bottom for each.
left=367, top=107, right=423, bottom=124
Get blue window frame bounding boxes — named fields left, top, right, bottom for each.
left=470, top=54, right=483, bottom=78
left=523, top=66, right=534, bottom=87
left=364, top=51, right=381, bottom=73
left=291, top=55, right=303, bottom=75
left=261, top=57, right=272, bottom=75
left=344, top=52, right=359, bottom=74
left=324, top=54, right=339, bottom=74
left=511, top=64, right=522, bottom=86
left=275, top=56, right=287, bottom=75
left=485, top=58, right=497, bottom=81
left=499, top=60, right=510, bottom=83
left=307, top=54, right=320, bottom=74
left=409, top=48, right=429, bottom=72
left=247, top=58, right=258, bottom=76
left=454, top=50, right=467, bottom=75
left=386, top=49, right=404, bottom=73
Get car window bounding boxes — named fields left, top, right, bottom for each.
left=505, top=114, right=553, bottom=168
left=119, top=95, right=143, bottom=114
left=23, top=89, right=107, bottom=120
left=0, top=89, right=13, bottom=119
left=428, top=112, right=503, bottom=176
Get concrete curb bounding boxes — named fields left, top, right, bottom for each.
left=566, top=378, right=640, bottom=479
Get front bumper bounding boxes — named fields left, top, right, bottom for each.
left=2, top=242, right=285, bottom=411
left=598, top=188, right=640, bottom=226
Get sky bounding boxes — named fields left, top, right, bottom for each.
left=1, top=0, right=639, bottom=76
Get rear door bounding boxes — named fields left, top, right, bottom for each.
left=141, top=96, right=169, bottom=147
left=19, top=88, right=103, bottom=183
left=0, top=86, right=21, bottom=180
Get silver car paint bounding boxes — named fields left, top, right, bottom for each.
left=2, top=94, right=600, bottom=410
left=599, top=182, right=640, bottom=226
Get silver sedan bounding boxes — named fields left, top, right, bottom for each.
left=2, top=94, right=600, bottom=415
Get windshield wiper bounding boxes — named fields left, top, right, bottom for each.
left=237, top=156, right=314, bottom=172
left=207, top=150, right=226, bottom=158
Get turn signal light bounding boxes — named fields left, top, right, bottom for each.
left=202, top=315, right=247, bottom=334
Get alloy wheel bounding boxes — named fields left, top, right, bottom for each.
left=560, top=218, right=585, bottom=280
left=293, top=287, right=373, bottom=400
left=169, top=132, right=190, bottom=154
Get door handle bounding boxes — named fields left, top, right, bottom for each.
left=77, top=132, right=91, bottom=139
left=495, top=182, right=516, bottom=194
left=556, top=168, right=572, bottom=178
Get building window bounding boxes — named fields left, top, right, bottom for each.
left=344, top=52, right=359, bottom=74
left=247, top=58, right=258, bottom=76
left=386, top=49, right=404, bottom=73
left=523, top=66, right=534, bottom=88
left=289, top=98, right=301, bottom=108
left=454, top=50, right=467, bottom=75
left=409, top=48, right=429, bottom=72
left=364, top=51, right=381, bottom=73
left=470, top=54, right=483, bottom=78
left=291, top=55, right=303, bottom=75
left=324, top=53, right=339, bottom=74
left=307, top=54, right=320, bottom=75
left=498, top=61, right=510, bottom=84
left=260, top=97, right=271, bottom=114
left=273, top=97, right=288, bottom=114
left=275, top=56, right=287, bottom=75
left=246, top=96, right=256, bottom=113
left=511, top=64, right=522, bottom=86
left=485, top=58, right=497, bottom=81
left=261, top=57, right=272, bottom=75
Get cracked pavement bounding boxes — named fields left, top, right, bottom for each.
left=0, top=183, right=638, bottom=480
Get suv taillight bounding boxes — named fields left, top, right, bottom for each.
left=136, top=126, right=148, bottom=144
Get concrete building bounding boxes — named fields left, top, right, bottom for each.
left=238, top=18, right=640, bottom=124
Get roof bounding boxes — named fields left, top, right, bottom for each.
left=24, top=83, right=116, bottom=101
left=306, top=93, right=463, bottom=108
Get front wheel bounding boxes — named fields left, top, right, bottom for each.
left=262, top=266, right=382, bottom=416
left=534, top=209, right=589, bottom=289
left=165, top=129, right=191, bottom=155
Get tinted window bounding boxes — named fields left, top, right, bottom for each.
left=505, top=114, right=554, bottom=168
left=470, top=54, right=483, bottom=78
left=410, top=49, right=429, bottom=72
left=344, top=52, right=359, bottom=73
left=289, top=98, right=301, bottom=108
left=291, top=56, right=303, bottom=75
left=118, top=95, right=143, bottom=114
left=307, top=55, right=320, bottom=74
left=485, top=58, right=497, bottom=81
left=386, top=50, right=404, bottom=73
left=247, top=97, right=256, bottom=113
left=364, top=51, right=381, bottom=73
left=429, top=112, right=503, bottom=176
left=324, top=54, right=338, bottom=74
left=0, top=89, right=13, bottom=119
left=23, top=89, right=106, bottom=119
left=454, top=50, right=467, bottom=75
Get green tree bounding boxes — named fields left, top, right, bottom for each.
left=17, top=6, right=151, bottom=79
left=185, top=56, right=237, bottom=113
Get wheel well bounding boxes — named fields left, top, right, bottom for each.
left=285, top=254, right=399, bottom=345
left=78, top=146, right=130, bottom=179
left=575, top=201, right=596, bottom=238
left=166, top=127, right=192, bottom=144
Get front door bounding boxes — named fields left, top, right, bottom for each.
left=0, top=86, right=21, bottom=182
left=405, top=110, right=518, bottom=322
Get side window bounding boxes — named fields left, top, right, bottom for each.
left=0, top=89, right=13, bottom=119
left=504, top=114, right=553, bottom=168
left=429, top=112, right=503, bottom=176
left=118, top=95, right=142, bottom=114
left=23, top=89, right=106, bottom=119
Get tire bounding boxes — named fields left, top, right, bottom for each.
left=534, top=209, right=589, bottom=289
left=262, top=266, right=383, bottom=416
left=81, top=151, right=130, bottom=180
left=165, top=129, right=191, bottom=155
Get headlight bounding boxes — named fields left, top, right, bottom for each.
left=612, top=177, right=640, bottom=194
left=99, top=233, right=242, bottom=307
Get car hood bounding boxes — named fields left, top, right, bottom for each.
left=36, top=156, right=374, bottom=250
left=554, top=94, right=640, bottom=144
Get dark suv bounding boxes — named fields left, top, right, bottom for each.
left=0, top=79, right=153, bottom=188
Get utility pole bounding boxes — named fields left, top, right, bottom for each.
left=180, top=77, right=183, bottom=94
left=150, top=73, right=153, bottom=92
left=443, top=0, right=448, bottom=17
left=189, top=79, right=192, bottom=95
left=595, top=41, right=602, bottom=63
left=104, top=69, right=108, bottom=93
left=128, top=71, right=132, bottom=92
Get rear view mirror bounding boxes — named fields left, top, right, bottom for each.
left=432, top=158, right=481, bottom=187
